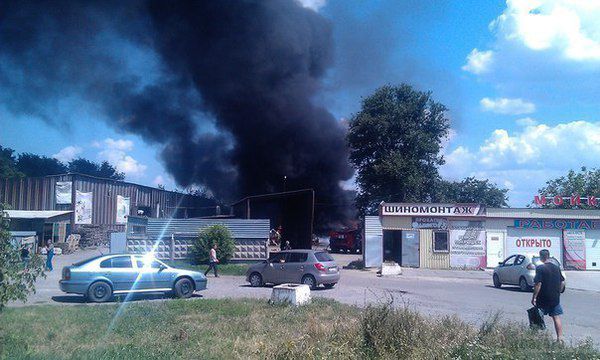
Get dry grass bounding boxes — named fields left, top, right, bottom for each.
left=0, top=298, right=598, bottom=359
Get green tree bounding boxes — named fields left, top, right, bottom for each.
left=68, top=158, right=125, bottom=180
left=535, top=167, right=600, bottom=209
left=0, top=203, right=45, bottom=311
left=0, top=146, right=24, bottom=178
left=347, top=84, right=450, bottom=215
left=15, top=153, right=67, bottom=177
left=433, top=177, right=508, bottom=207
left=190, top=225, right=235, bottom=264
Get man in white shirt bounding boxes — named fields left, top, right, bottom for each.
left=204, top=243, right=219, bottom=277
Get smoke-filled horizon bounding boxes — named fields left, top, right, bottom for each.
left=0, top=0, right=355, bottom=225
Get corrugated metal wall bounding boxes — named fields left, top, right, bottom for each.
left=0, top=174, right=211, bottom=233
left=419, top=229, right=450, bottom=269
left=363, top=216, right=383, bottom=267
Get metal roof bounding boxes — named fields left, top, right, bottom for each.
left=146, top=218, right=270, bottom=239
left=3, top=210, right=72, bottom=219
left=486, top=207, right=600, bottom=220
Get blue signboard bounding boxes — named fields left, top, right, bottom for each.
left=514, top=219, right=600, bottom=230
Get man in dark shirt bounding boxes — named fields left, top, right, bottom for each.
left=532, top=249, right=565, bottom=342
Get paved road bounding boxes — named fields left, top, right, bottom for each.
left=10, top=249, right=600, bottom=346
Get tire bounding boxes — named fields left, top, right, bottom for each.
left=324, top=283, right=336, bottom=289
left=249, top=272, right=263, bottom=287
left=519, top=277, right=530, bottom=292
left=302, top=275, right=317, bottom=290
left=87, top=281, right=112, bottom=303
left=174, top=277, right=195, bottom=299
left=493, top=274, right=501, bottom=288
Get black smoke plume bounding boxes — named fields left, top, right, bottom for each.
left=0, top=0, right=354, bottom=227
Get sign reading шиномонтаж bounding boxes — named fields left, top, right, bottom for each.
left=381, top=203, right=484, bottom=217
left=514, top=218, right=600, bottom=230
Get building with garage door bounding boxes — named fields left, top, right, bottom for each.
left=363, top=203, right=600, bottom=271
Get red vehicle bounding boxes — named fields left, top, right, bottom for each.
left=329, top=228, right=362, bottom=254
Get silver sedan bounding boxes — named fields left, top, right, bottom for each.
left=59, top=254, right=207, bottom=302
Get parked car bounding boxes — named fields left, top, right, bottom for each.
left=59, top=254, right=207, bottom=302
left=246, top=250, right=340, bottom=290
left=493, top=254, right=566, bottom=292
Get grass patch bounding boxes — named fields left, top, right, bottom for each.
left=165, top=260, right=250, bottom=276
left=0, top=299, right=597, bottom=359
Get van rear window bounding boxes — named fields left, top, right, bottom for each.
left=315, top=252, right=334, bottom=262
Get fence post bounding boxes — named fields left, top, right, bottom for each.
left=170, top=234, right=175, bottom=260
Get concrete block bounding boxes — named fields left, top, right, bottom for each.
left=270, top=283, right=311, bottom=306
left=380, top=262, right=402, bottom=276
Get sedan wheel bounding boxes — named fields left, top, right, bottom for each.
left=493, top=274, right=501, bottom=288
left=174, top=278, right=194, bottom=299
left=519, top=277, right=530, bottom=292
left=249, top=272, right=263, bottom=287
left=88, top=281, right=112, bottom=303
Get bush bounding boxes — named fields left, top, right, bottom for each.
left=189, top=225, right=235, bottom=264
left=0, top=203, right=45, bottom=311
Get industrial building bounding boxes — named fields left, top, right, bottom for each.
left=1, top=173, right=216, bottom=246
left=364, top=202, right=600, bottom=271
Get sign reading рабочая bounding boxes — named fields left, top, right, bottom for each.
left=380, top=203, right=484, bottom=217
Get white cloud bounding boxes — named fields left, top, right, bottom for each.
left=295, top=0, right=326, bottom=11
left=516, top=117, right=538, bottom=127
left=441, top=120, right=600, bottom=205
left=462, top=48, right=494, bottom=74
left=493, top=0, right=600, bottom=61
left=96, top=138, right=147, bottom=178
left=480, top=97, right=536, bottom=115
left=52, top=146, right=82, bottom=163
left=153, top=175, right=165, bottom=186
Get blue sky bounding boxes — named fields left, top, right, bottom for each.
left=1, top=0, right=600, bottom=206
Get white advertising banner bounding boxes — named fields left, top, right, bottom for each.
left=449, top=221, right=486, bottom=269
left=381, top=203, right=484, bottom=217
left=55, top=181, right=72, bottom=204
left=116, top=195, right=130, bottom=224
left=75, top=191, right=93, bottom=224
left=506, top=228, right=562, bottom=260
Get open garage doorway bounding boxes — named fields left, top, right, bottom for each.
left=383, top=230, right=420, bottom=267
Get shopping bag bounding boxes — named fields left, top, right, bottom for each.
left=527, top=307, right=546, bottom=330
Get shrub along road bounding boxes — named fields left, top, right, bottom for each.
left=9, top=249, right=600, bottom=347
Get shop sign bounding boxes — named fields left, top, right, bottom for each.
left=514, top=219, right=600, bottom=230
left=534, top=195, right=599, bottom=207
left=381, top=203, right=483, bottom=217
left=506, top=228, right=562, bottom=259
left=412, top=217, right=448, bottom=229
left=563, top=230, right=586, bottom=270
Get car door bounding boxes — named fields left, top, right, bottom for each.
left=496, top=255, right=516, bottom=284
left=99, top=255, right=138, bottom=291
left=135, top=257, right=173, bottom=290
left=511, top=255, right=526, bottom=284
left=263, top=252, right=287, bottom=285
left=283, top=252, right=309, bottom=283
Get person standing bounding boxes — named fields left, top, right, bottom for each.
left=204, top=243, right=219, bottom=277
left=531, top=249, right=565, bottom=342
left=45, top=240, right=55, bottom=271
left=21, top=244, right=31, bottom=267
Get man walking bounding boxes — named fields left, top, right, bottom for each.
left=531, top=249, right=565, bottom=342
left=204, top=243, right=219, bottom=277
